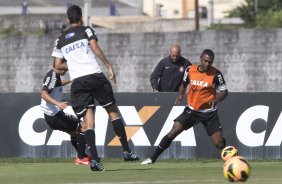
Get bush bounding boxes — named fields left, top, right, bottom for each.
left=256, top=10, right=282, bottom=28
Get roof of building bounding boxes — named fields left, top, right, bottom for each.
left=0, top=0, right=130, bottom=7
left=90, top=16, right=161, bottom=28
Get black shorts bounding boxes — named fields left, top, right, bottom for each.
left=71, top=73, right=116, bottom=118
left=44, top=111, right=80, bottom=132
left=174, top=106, right=222, bottom=136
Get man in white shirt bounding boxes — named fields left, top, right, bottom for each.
left=52, top=5, right=139, bottom=171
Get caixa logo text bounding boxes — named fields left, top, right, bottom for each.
left=236, top=105, right=282, bottom=147
left=18, top=106, right=196, bottom=146
left=18, top=105, right=281, bottom=147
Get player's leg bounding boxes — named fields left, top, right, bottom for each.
left=76, top=121, right=89, bottom=163
left=204, top=111, right=226, bottom=149
left=93, top=73, right=139, bottom=161
left=68, top=131, right=88, bottom=165
left=106, top=104, right=139, bottom=161
left=74, top=132, right=91, bottom=165
left=141, top=106, right=195, bottom=165
left=211, top=131, right=226, bottom=149
left=55, top=111, right=90, bottom=165
left=77, top=121, right=88, bottom=161
left=71, top=77, right=104, bottom=171
left=83, top=108, right=105, bottom=170
left=145, top=121, right=185, bottom=164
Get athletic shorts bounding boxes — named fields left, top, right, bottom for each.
left=174, top=106, right=222, bottom=136
left=44, top=111, right=80, bottom=132
left=71, top=73, right=116, bottom=118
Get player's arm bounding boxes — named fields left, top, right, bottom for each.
left=61, top=79, right=71, bottom=86
left=41, top=71, right=68, bottom=110
left=150, top=60, right=164, bottom=92
left=89, top=39, right=116, bottom=84
left=51, top=38, right=68, bottom=71
left=212, top=71, right=229, bottom=108
left=175, top=83, right=188, bottom=104
left=175, top=66, right=190, bottom=104
left=41, top=90, right=68, bottom=110
left=85, top=27, right=116, bottom=83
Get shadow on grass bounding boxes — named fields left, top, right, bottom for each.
left=105, top=168, right=153, bottom=171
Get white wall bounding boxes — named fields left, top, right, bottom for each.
left=199, top=0, right=245, bottom=19
left=143, top=0, right=184, bottom=18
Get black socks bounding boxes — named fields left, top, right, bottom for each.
left=84, top=129, right=99, bottom=161
left=112, top=118, right=131, bottom=153
left=70, top=136, right=78, bottom=152
left=151, top=135, right=173, bottom=163
left=77, top=133, right=87, bottom=159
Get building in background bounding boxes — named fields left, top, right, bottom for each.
left=0, top=0, right=245, bottom=19
left=142, top=0, right=245, bottom=19
left=0, top=0, right=244, bottom=32
left=143, top=0, right=194, bottom=18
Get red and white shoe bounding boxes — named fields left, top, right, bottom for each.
left=75, top=157, right=91, bottom=165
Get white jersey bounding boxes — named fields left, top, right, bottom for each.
left=51, top=26, right=102, bottom=80
left=40, top=69, right=63, bottom=116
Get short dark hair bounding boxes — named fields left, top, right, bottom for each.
left=53, top=58, right=66, bottom=68
left=201, top=49, right=215, bottom=59
left=67, top=5, right=82, bottom=24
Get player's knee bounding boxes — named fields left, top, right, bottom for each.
left=167, top=128, right=181, bottom=139
left=167, top=122, right=184, bottom=139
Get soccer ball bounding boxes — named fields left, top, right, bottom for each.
left=221, top=146, right=238, bottom=161
left=223, top=156, right=251, bottom=182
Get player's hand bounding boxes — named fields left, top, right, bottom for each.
left=57, top=101, right=68, bottom=110
left=108, top=65, right=116, bottom=84
left=175, top=95, right=184, bottom=104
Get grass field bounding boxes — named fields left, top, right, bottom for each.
left=0, top=158, right=282, bottom=184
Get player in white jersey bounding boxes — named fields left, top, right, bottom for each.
left=52, top=5, right=139, bottom=171
left=41, top=61, right=90, bottom=165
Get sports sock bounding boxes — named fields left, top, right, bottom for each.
left=151, top=134, right=173, bottom=163
left=70, top=136, right=78, bottom=152
left=84, top=129, right=99, bottom=161
left=77, top=133, right=87, bottom=159
left=111, top=118, right=131, bottom=153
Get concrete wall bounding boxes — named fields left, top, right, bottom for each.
left=0, top=29, right=282, bottom=93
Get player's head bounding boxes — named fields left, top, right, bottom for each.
left=67, top=5, right=82, bottom=24
left=170, top=44, right=181, bottom=63
left=199, top=49, right=214, bottom=72
left=53, top=59, right=68, bottom=75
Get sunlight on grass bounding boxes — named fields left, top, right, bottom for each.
left=0, top=158, right=282, bottom=184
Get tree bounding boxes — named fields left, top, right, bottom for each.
left=228, top=0, right=282, bottom=28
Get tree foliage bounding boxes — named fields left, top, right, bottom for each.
left=228, top=0, right=282, bottom=28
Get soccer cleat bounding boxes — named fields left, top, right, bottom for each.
left=75, top=157, right=91, bottom=165
left=123, top=151, right=139, bottom=161
left=90, top=160, right=105, bottom=171
left=141, top=158, right=153, bottom=165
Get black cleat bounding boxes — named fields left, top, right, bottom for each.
left=90, top=160, right=105, bottom=171
left=123, top=151, right=139, bottom=161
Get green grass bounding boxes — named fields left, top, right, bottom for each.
left=0, top=158, right=282, bottom=184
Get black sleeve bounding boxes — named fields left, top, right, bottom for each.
left=213, top=70, right=228, bottom=91
left=182, top=66, right=191, bottom=85
left=85, top=26, right=98, bottom=41
left=150, top=60, right=164, bottom=90
left=42, top=71, right=56, bottom=93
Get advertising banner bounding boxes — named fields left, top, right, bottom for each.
left=0, top=93, right=281, bottom=159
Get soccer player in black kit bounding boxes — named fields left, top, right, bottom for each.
left=51, top=5, right=139, bottom=171
left=41, top=61, right=90, bottom=165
